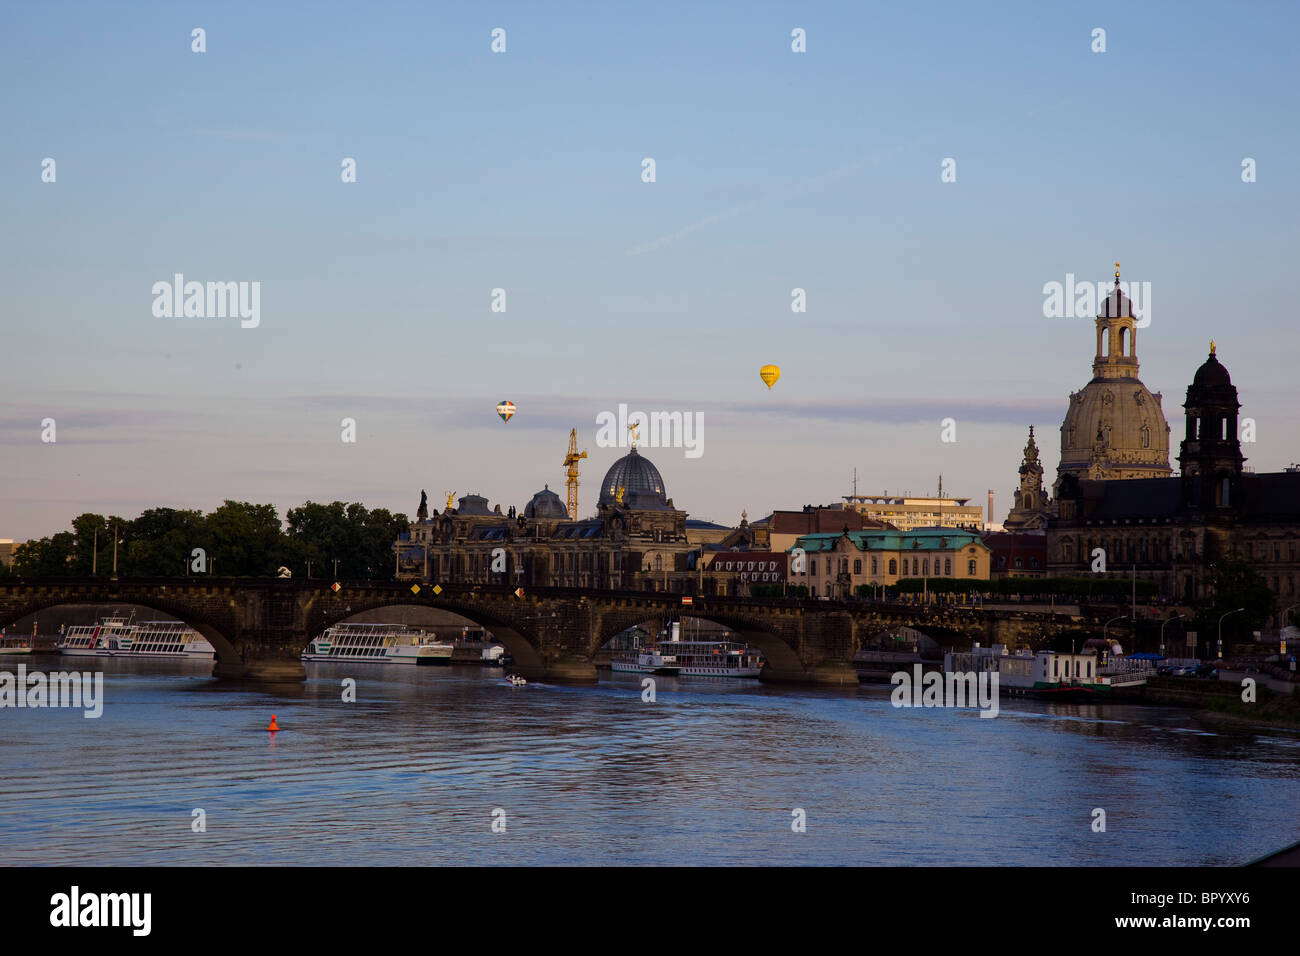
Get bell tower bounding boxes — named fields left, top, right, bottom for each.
left=1178, top=342, right=1245, bottom=513
left=1005, top=426, right=1050, bottom=530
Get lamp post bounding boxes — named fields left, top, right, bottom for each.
left=1159, top=613, right=1183, bottom=658
left=1217, top=607, right=1245, bottom=660
left=1279, top=603, right=1298, bottom=655
left=1103, top=615, right=1126, bottom=660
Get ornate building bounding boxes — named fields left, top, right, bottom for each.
left=1055, top=267, right=1171, bottom=495
left=394, top=445, right=695, bottom=591
left=1048, top=345, right=1300, bottom=622
left=1003, top=426, right=1051, bottom=531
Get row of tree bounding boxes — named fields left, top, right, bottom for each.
left=0, top=502, right=410, bottom=580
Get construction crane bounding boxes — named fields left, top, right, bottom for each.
left=563, top=428, right=587, bottom=519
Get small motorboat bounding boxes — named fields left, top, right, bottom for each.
left=506, top=674, right=527, bottom=686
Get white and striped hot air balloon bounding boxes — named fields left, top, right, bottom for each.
left=496, top=400, right=516, bottom=423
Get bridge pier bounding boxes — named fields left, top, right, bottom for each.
left=519, top=654, right=599, bottom=685
left=212, top=660, right=307, bottom=682
left=760, top=661, right=860, bottom=686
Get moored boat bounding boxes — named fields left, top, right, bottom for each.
left=302, top=622, right=454, bottom=665
left=58, top=616, right=215, bottom=660
left=0, top=635, right=34, bottom=656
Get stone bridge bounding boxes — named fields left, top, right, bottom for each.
left=0, top=578, right=1089, bottom=683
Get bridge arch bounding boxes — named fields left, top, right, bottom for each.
left=306, top=597, right=546, bottom=674
left=593, top=609, right=806, bottom=678
left=0, top=598, right=240, bottom=665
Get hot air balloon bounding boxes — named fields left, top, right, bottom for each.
left=759, top=365, right=781, bottom=390
left=496, top=400, right=516, bottom=423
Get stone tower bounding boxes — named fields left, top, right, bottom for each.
left=1056, top=264, right=1171, bottom=495
left=1005, top=426, right=1051, bottom=530
left=1178, top=343, right=1245, bottom=513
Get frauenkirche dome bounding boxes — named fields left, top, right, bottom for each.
left=1056, top=266, right=1172, bottom=489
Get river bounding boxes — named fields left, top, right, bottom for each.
left=2, top=658, right=1297, bottom=865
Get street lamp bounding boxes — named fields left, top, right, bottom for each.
left=1217, top=607, right=1245, bottom=660
left=1159, top=613, right=1183, bottom=658
left=1280, top=603, right=1298, bottom=656
left=1103, top=615, right=1127, bottom=659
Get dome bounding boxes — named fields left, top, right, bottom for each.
left=1192, top=349, right=1232, bottom=389
left=524, top=485, right=568, bottom=519
left=1099, top=286, right=1135, bottom=318
left=598, top=447, right=667, bottom=507
left=1059, top=379, right=1171, bottom=481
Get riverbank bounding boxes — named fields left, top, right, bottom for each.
left=1141, top=674, right=1300, bottom=729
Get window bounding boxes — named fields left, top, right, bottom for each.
left=968, top=560, right=977, bottom=576
left=889, top=559, right=897, bottom=575
left=654, top=554, right=662, bottom=571
left=1014, top=557, right=1023, bottom=568
left=854, top=559, right=862, bottom=575
left=872, top=557, right=878, bottom=575
left=1221, top=419, right=1228, bottom=440
left=1141, top=427, right=1150, bottom=448
left=945, top=559, right=952, bottom=576
left=810, top=559, right=817, bottom=576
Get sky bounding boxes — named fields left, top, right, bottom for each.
left=2, top=1, right=1298, bottom=542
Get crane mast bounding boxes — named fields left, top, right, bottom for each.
left=563, top=428, right=587, bottom=520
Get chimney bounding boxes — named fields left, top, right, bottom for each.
left=987, top=489, right=994, bottom=530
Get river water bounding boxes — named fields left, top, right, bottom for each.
left=3, top=657, right=1298, bottom=865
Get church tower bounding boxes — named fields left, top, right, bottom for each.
left=1005, top=427, right=1051, bottom=530
left=1178, top=343, right=1245, bottom=513
left=1056, top=263, right=1171, bottom=492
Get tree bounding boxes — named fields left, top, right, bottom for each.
left=124, top=508, right=207, bottom=576
left=285, top=501, right=409, bottom=579
left=1195, top=557, right=1275, bottom=644
left=11, top=533, right=76, bottom=576
left=203, top=501, right=286, bottom=576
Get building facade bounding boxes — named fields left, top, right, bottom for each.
left=787, top=529, right=991, bottom=599
left=767, top=506, right=894, bottom=553
left=839, top=495, right=984, bottom=532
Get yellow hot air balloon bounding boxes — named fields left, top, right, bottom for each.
left=759, top=364, right=781, bottom=390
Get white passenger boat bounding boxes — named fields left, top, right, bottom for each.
left=611, top=621, right=764, bottom=678
left=302, top=622, right=454, bottom=665
left=0, top=635, right=34, bottom=655
left=58, top=616, right=215, bottom=660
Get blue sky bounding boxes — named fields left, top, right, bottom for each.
left=3, top=1, right=1298, bottom=541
